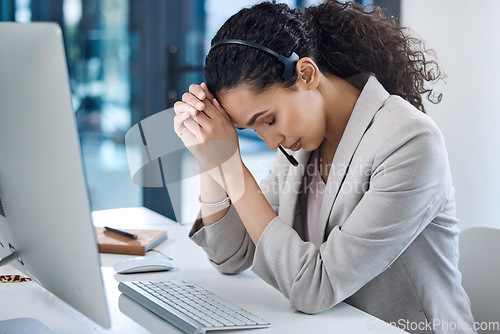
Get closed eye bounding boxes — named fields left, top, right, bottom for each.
left=266, top=118, right=276, bottom=126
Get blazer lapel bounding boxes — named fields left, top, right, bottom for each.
left=318, top=75, right=390, bottom=238
left=278, top=149, right=311, bottom=226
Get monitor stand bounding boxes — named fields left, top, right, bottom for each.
left=1, top=252, right=55, bottom=333
left=0, top=318, right=55, bottom=334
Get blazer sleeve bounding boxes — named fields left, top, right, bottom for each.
left=251, top=113, right=451, bottom=314
left=189, top=150, right=284, bottom=274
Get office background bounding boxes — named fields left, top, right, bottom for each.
left=1, top=0, right=498, bottom=230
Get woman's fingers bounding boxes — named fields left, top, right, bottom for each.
left=212, top=98, right=226, bottom=115
left=182, top=91, right=205, bottom=112
left=174, top=101, right=198, bottom=116
left=177, top=109, right=193, bottom=124
left=173, top=112, right=189, bottom=135
left=182, top=117, right=202, bottom=139
left=178, top=83, right=221, bottom=118
left=174, top=83, right=234, bottom=142
left=174, top=101, right=211, bottom=134
left=212, top=98, right=232, bottom=122
left=200, top=82, right=215, bottom=101
left=197, top=98, right=219, bottom=119
left=188, top=84, right=207, bottom=101
left=174, top=113, right=201, bottom=143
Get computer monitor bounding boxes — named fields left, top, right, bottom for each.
left=0, top=22, right=110, bottom=328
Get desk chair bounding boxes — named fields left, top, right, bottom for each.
left=459, top=227, right=500, bottom=334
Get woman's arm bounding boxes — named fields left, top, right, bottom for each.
left=174, top=83, right=277, bottom=244
left=198, top=162, right=230, bottom=226
left=227, top=164, right=277, bottom=244
left=189, top=149, right=284, bottom=274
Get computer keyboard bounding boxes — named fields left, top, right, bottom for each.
left=118, top=280, right=271, bottom=334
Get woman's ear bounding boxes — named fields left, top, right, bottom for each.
left=296, top=57, right=320, bottom=89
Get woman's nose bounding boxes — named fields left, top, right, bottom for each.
left=257, top=130, right=281, bottom=151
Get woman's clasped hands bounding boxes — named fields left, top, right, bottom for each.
left=173, top=83, right=245, bottom=200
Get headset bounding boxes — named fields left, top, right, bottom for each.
left=210, top=39, right=299, bottom=81
left=210, top=39, right=300, bottom=166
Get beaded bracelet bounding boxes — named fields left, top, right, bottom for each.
left=199, top=196, right=230, bottom=208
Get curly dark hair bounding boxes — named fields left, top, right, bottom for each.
left=204, top=0, right=444, bottom=113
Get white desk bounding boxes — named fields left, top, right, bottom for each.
left=0, top=207, right=406, bottom=333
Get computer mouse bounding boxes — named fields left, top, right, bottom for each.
left=113, top=256, right=176, bottom=274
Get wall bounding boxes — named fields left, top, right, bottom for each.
left=401, top=0, right=500, bottom=230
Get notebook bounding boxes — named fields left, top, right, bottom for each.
left=94, top=227, right=167, bottom=255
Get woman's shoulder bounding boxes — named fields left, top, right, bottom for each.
left=374, top=94, right=443, bottom=141
left=362, top=94, right=448, bottom=170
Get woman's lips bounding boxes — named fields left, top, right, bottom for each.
left=288, top=139, right=301, bottom=151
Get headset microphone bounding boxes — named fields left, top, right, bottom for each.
left=210, top=39, right=300, bottom=166
left=279, top=146, right=299, bottom=167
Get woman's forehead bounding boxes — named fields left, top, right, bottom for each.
left=217, top=86, right=275, bottom=126
left=218, top=84, right=283, bottom=108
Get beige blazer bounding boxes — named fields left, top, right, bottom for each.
left=190, top=75, right=476, bottom=334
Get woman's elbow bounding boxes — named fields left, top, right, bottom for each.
left=288, top=286, right=339, bottom=315
left=280, top=263, right=340, bottom=313
left=209, top=257, right=252, bottom=275
left=290, top=298, right=336, bottom=315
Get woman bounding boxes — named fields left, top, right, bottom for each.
left=173, top=1, right=476, bottom=333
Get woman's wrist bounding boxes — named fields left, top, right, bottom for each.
left=199, top=162, right=230, bottom=226
left=199, top=195, right=230, bottom=207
